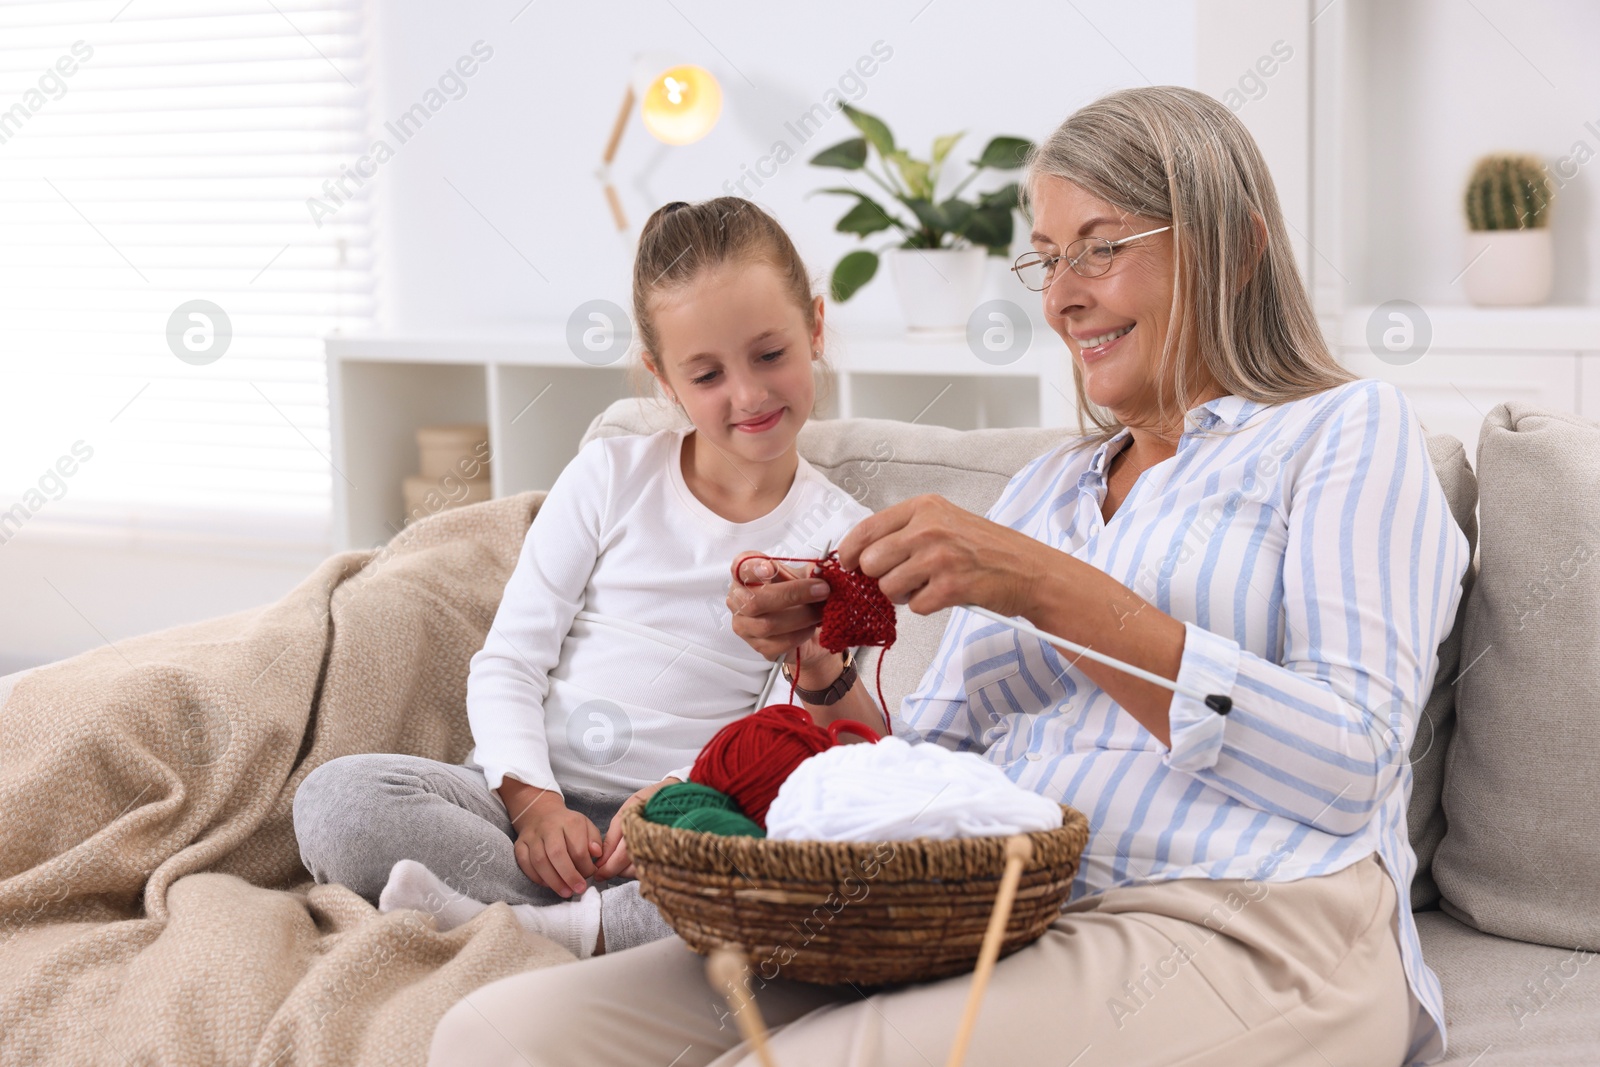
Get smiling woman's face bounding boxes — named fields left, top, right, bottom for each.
left=1028, top=174, right=1182, bottom=431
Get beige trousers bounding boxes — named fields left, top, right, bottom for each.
left=429, top=852, right=1415, bottom=1067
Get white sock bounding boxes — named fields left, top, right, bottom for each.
left=377, top=858, right=491, bottom=931
left=509, top=885, right=602, bottom=958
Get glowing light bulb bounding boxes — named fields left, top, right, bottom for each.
left=640, top=64, right=722, bottom=146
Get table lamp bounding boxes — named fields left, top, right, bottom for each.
left=598, top=54, right=723, bottom=231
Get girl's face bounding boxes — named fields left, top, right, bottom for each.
left=1028, top=174, right=1179, bottom=431
left=647, top=260, right=825, bottom=467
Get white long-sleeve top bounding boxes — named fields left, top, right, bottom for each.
left=464, top=424, right=874, bottom=797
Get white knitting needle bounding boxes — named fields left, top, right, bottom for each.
left=960, top=605, right=1233, bottom=715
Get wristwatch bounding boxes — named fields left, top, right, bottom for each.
left=781, top=647, right=858, bottom=705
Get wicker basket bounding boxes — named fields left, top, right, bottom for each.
left=622, top=802, right=1089, bottom=987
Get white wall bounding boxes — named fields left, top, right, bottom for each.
left=0, top=538, right=319, bottom=677
left=368, top=0, right=1198, bottom=335
left=1194, top=0, right=1310, bottom=282
left=1361, top=0, right=1599, bottom=306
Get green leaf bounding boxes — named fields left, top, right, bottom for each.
left=830, top=249, right=879, bottom=302
left=931, top=132, right=964, bottom=169
left=977, top=181, right=1020, bottom=209
left=938, top=198, right=974, bottom=235
left=810, top=138, right=868, bottom=169
left=886, top=149, right=933, bottom=200
left=836, top=198, right=894, bottom=236
left=810, top=185, right=878, bottom=207
left=810, top=185, right=864, bottom=197
left=963, top=204, right=1014, bottom=250
left=903, top=197, right=944, bottom=234
left=812, top=187, right=913, bottom=238
left=974, top=136, right=1033, bottom=170
left=841, top=103, right=896, bottom=159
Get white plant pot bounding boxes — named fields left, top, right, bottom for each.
left=1463, top=229, right=1553, bottom=306
left=885, top=246, right=987, bottom=334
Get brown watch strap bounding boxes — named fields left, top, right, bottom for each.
left=783, top=650, right=858, bottom=705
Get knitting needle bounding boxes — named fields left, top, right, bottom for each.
left=946, top=835, right=1033, bottom=1067
left=961, top=605, right=1232, bottom=715
left=708, top=948, right=780, bottom=1067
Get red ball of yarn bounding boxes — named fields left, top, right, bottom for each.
left=690, top=704, right=876, bottom=827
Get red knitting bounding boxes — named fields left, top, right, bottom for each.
left=814, top=554, right=897, bottom=653
left=742, top=551, right=897, bottom=736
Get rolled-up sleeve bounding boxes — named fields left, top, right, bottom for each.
left=1159, top=381, right=1470, bottom=836
left=1165, top=620, right=1241, bottom=771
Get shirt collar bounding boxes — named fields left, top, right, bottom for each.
left=1081, top=394, right=1265, bottom=484
left=1187, top=393, right=1263, bottom=430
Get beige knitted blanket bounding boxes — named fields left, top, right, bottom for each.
left=0, top=492, right=579, bottom=1066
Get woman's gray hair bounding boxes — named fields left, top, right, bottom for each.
left=1019, top=85, right=1357, bottom=445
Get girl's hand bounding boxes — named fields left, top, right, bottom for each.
left=509, top=794, right=603, bottom=898
left=727, top=553, right=835, bottom=670
left=594, top=777, right=680, bottom=880
left=833, top=493, right=1043, bottom=618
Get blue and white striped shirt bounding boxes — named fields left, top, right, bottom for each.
left=901, top=378, right=1469, bottom=1066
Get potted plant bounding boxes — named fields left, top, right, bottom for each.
left=808, top=103, right=1033, bottom=333
left=1462, top=153, right=1555, bottom=306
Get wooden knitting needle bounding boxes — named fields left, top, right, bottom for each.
left=709, top=948, right=780, bottom=1067
left=945, top=834, right=1034, bottom=1067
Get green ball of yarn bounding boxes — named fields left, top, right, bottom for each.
left=642, top=781, right=742, bottom=826
left=674, top=806, right=766, bottom=838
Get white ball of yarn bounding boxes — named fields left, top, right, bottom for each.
left=764, top=735, right=1064, bottom=842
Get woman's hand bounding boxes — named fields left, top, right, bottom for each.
left=593, top=777, right=679, bottom=880
left=726, top=554, right=836, bottom=671
left=509, top=791, right=604, bottom=898
left=834, top=493, right=1046, bottom=618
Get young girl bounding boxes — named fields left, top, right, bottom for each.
left=292, top=196, right=881, bottom=960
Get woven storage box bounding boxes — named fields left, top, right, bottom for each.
left=416, top=423, right=489, bottom=481
left=621, top=802, right=1089, bottom=986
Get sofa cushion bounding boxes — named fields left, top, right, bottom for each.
left=1434, top=402, right=1600, bottom=952
left=1410, top=432, right=1480, bottom=911
left=1417, top=911, right=1599, bottom=1065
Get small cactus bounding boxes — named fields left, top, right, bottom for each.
left=1464, top=153, right=1554, bottom=230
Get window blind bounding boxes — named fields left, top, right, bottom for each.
left=0, top=0, right=372, bottom=556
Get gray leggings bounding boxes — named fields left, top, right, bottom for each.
left=292, top=753, right=675, bottom=953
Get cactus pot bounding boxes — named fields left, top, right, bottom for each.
left=1463, top=229, right=1553, bottom=306
left=886, top=246, right=987, bottom=333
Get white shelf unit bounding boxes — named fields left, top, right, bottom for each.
left=1304, top=2, right=1600, bottom=470
left=325, top=326, right=1076, bottom=550
left=1336, top=306, right=1600, bottom=468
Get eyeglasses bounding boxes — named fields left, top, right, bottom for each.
left=1010, top=225, right=1172, bottom=291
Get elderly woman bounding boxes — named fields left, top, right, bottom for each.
left=429, top=85, right=1467, bottom=1067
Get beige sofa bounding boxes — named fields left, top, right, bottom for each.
left=580, top=395, right=1598, bottom=1065
left=1, top=393, right=1593, bottom=1064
